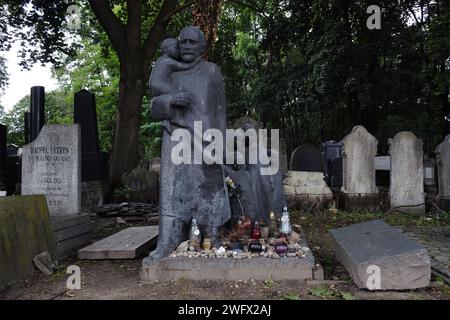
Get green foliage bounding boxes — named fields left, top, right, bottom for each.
left=263, top=275, right=275, bottom=289
left=213, top=0, right=450, bottom=154
left=1, top=90, right=72, bottom=145
left=307, top=286, right=336, bottom=298
left=0, top=55, right=8, bottom=95
left=341, top=292, right=357, bottom=300
left=280, top=292, right=301, bottom=300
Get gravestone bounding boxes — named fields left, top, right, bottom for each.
left=330, top=220, right=430, bottom=290
left=0, top=195, right=56, bottom=288
left=233, top=115, right=261, bottom=131
left=435, top=135, right=450, bottom=211
left=283, top=171, right=333, bottom=208
left=388, top=132, right=425, bottom=214
left=121, top=166, right=159, bottom=193
left=74, top=89, right=104, bottom=182
left=30, top=86, right=45, bottom=142
left=290, top=144, right=323, bottom=172
left=321, top=140, right=342, bottom=187
left=0, top=124, right=6, bottom=188
left=74, top=90, right=109, bottom=210
left=330, top=157, right=343, bottom=191
left=279, top=138, right=288, bottom=176
left=21, top=124, right=81, bottom=215
left=341, top=126, right=378, bottom=194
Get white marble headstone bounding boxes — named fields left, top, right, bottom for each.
left=341, top=125, right=378, bottom=194
left=388, top=131, right=424, bottom=213
left=22, top=125, right=81, bottom=215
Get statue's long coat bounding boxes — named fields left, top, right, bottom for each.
left=151, top=59, right=231, bottom=227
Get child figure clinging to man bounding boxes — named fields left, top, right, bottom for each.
left=150, top=38, right=197, bottom=131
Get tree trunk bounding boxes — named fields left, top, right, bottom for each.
left=109, top=60, right=146, bottom=187
left=192, top=0, right=222, bottom=60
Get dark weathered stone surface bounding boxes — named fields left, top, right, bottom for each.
left=0, top=123, right=6, bottom=188
left=224, top=122, right=286, bottom=221
left=95, top=202, right=158, bottom=216
left=330, top=220, right=430, bottom=290
left=321, top=141, right=342, bottom=189
left=51, top=213, right=96, bottom=259
left=121, top=167, right=159, bottom=193
left=74, top=89, right=107, bottom=182
left=30, top=86, right=45, bottom=142
left=81, top=181, right=110, bottom=211
left=147, top=27, right=230, bottom=259
left=0, top=195, right=56, bottom=288
left=290, top=144, right=323, bottom=172
left=403, top=226, right=450, bottom=285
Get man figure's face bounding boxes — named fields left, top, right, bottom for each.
left=179, top=28, right=205, bottom=63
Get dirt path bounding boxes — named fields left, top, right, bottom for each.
left=1, top=211, right=450, bottom=300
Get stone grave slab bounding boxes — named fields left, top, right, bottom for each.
left=0, top=195, right=56, bottom=288
left=78, top=226, right=158, bottom=259
left=52, top=214, right=97, bottom=259
left=330, top=220, right=430, bottom=290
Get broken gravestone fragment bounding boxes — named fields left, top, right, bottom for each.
left=330, top=220, right=430, bottom=290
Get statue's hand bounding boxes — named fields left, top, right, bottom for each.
left=170, top=91, right=193, bottom=107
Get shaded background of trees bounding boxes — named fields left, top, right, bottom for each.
left=0, top=0, right=449, bottom=173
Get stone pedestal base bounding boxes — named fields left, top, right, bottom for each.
left=141, top=239, right=321, bottom=282
left=141, top=256, right=318, bottom=282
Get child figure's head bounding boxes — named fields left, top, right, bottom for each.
left=160, top=38, right=179, bottom=59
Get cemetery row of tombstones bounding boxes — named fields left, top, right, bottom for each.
left=285, top=125, right=450, bottom=213
left=0, top=87, right=112, bottom=288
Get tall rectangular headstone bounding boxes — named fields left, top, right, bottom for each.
left=0, top=124, right=6, bottom=174
left=21, top=125, right=81, bottom=215
left=0, top=124, right=6, bottom=188
left=73, top=89, right=104, bottom=182
left=30, top=86, right=45, bottom=142
left=388, top=132, right=425, bottom=213
left=435, top=134, right=450, bottom=210
left=341, top=125, right=378, bottom=194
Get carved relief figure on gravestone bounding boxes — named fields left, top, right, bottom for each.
left=146, top=27, right=231, bottom=259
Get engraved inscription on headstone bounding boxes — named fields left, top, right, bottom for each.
left=22, top=125, right=81, bottom=215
